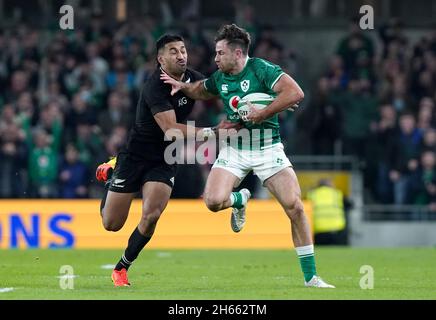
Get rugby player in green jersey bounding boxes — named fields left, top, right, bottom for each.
left=161, top=24, right=335, bottom=288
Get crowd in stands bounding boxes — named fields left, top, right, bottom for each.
left=0, top=3, right=435, bottom=209
left=0, top=2, right=294, bottom=199
left=306, top=17, right=436, bottom=208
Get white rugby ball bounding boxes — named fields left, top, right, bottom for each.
left=237, top=92, right=275, bottom=122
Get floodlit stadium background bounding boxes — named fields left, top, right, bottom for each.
left=1, top=0, right=436, bottom=250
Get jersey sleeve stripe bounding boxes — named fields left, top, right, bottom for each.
left=271, top=72, right=285, bottom=89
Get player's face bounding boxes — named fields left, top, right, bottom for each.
left=215, top=40, right=238, bottom=73
left=159, top=41, right=188, bottom=76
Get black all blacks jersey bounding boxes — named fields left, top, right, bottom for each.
left=125, top=67, right=204, bottom=161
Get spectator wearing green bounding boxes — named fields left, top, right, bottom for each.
left=338, top=78, right=378, bottom=159
left=25, top=106, right=63, bottom=198
left=336, top=17, right=374, bottom=77
left=28, top=128, right=59, bottom=198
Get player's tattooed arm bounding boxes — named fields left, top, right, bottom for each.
left=154, top=109, right=221, bottom=140
left=160, top=72, right=216, bottom=100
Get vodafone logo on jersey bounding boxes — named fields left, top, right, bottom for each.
left=229, top=96, right=241, bottom=112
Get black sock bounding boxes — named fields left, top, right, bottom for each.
left=115, top=227, right=151, bottom=271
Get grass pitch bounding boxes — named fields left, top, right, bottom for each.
left=0, top=247, right=435, bottom=300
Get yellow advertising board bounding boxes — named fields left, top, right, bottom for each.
left=0, top=200, right=312, bottom=249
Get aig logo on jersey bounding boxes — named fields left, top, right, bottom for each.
left=178, top=97, right=188, bottom=107
left=221, top=84, right=228, bottom=93
left=241, top=80, right=250, bottom=92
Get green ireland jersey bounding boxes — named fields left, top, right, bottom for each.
left=204, top=57, right=285, bottom=150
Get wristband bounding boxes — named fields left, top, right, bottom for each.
left=202, top=127, right=216, bottom=138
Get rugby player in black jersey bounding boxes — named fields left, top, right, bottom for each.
left=96, top=34, right=236, bottom=286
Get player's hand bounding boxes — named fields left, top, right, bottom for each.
left=160, top=72, right=183, bottom=96
left=245, top=101, right=266, bottom=124
left=287, top=104, right=299, bottom=112
left=214, top=120, right=242, bottom=137
left=216, top=120, right=242, bottom=131
left=202, top=121, right=242, bottom=139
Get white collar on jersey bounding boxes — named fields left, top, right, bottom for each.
left=243, top=55, right=250, bottom=68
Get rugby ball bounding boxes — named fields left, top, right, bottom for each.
left=237, top=92, right=275, bottom=122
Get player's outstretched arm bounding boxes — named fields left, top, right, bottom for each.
left=154, top=109, right=239, bottom=140
left=160, top=72, right=216, bottom=100
left=246, top=74, right=304, bottom=124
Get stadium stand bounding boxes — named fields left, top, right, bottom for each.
left=0, top=0, right=435, bottom=220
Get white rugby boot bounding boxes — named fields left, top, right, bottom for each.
left=231, top=188, right=251, bottom=233
left=305, top=275, right=336, bottom=288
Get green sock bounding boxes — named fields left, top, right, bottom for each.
left=296, top=245, right=317, bottom=282
left=230, top=192, right=244, bottom=209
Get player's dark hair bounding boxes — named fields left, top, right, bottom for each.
left=155, top=34, right=185, bottom=67
left=215, top=24, right=251, bottom=55
left=156, top=34, right=184, bottom=55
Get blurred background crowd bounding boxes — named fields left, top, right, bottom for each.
left=0, top=0, right=436, bottom=209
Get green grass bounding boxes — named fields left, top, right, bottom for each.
left=0, top=247, right=435, bottom=299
